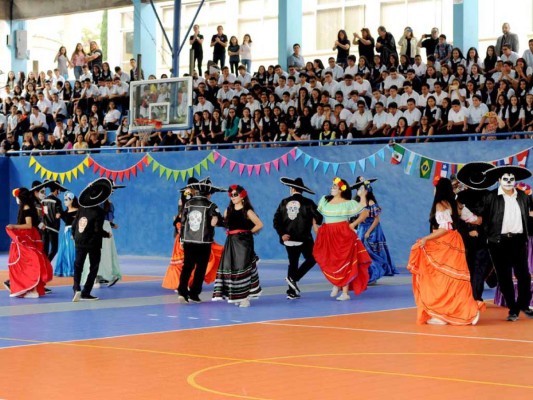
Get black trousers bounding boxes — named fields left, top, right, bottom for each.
left=73, top=246, right=101, bottom=296
left=213, top=52, right=225, bottom=68
left=286, top=240, right=316, bottom=282
left=43, top=230, right=59, bottom=262
left=178, top=242, right=211, bottom=298
left=465, top=245, right=492, bottom=301
left=488, top=235, right=532, bottom=314
left=193, top=51, right=203, bottom=75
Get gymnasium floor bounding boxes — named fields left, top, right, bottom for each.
left=0, top=255, right=532, bottom=400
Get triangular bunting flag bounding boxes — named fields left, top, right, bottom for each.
left=84, top=157, right=90, bottom=167
left=152, top=161, right=160, bottom=172
left=173, top=171, right=179, bottom=182
left=264, top=162, right=271, bottom=174
left=72, top=168, right=78, bottom=179
left=52, top=173, right=59, bottom=180
left=229, top=160, right=237, bottom=172
left=295, top=148, right=303, bottom=160
left=137, top=161, right=144, bottom=173
left=29, top=157, right=36, bottom=167
left=332, top=163, right=340, bottom=175
left=213, top=151, right=220, bottom=161
left=142, top=155, right=150, bottom=166
left=93, top=163, right=100, bottom=173
left=40, top=168, right=46, bottom=179
left=377, top=147, right=385, bottom=161
left=35, top=163, right=41, bottom=174
left=118, top=171, right=124, bottom=181
left=78, top=164, right=85, bottom=175
left=165, top=169, right=172, bottom=180
left=66, top=171, right=72, bottom=182
left=99, top=168, right=106, bottom=177
left=281, top=153, right=289, bottom=166
left=125, top=169, right=131, bottom=180
left=289, top=148, right=297, bottom=159
left=131, top=166, right=138, bottom=177
left=46, top=171, right=52, bottom=180
left=273, top=159, right=280, bottom=171
left=200, top=159, right=209, bottom=171
left=358, top=159, right=366, bottom=172
left=220, top=156, right=228, bottom=168
left=254, top=165, right=261, bottom=175
left=247, top=165, right=254, bottom=176
left=145, top=154, right=153, bottom=165
left=194, top=164, right=201, bottom=175
left=59, top=173, right=66, bottom=183
left=312, top=159, right=320, bottom=172
left=322, top=162, right=330, bottom=174
left=180, top=170, right=187, bottom=181
left=303, top=154, right=312, bottom=167
left=349, top=162, right=356, bottom=174
left=207, top=152, right=215, bottom=164
left=187, top=168, right=194, bottom=177
left=516, top=149, right=529, bottom=168
left=238, top=163, right=245, bottom=175
left=368, top=154, right=376, bottom=168
left=159, top=166, right=166, bottom=177
left=111, top=172, right=118, bottom=181
left=105, top=170, right=111, bottom=179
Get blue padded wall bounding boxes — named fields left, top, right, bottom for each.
left=3, top=140, right=532, bottom=266
left=0, top=157, right=10, bottom=250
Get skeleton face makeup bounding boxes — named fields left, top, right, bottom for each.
left=357, top=186, right=366, bottom=196
left=38, top=190, right=46, bottom=201
left=499, top=173, right=516, bottom=191
left=330, top=186, right=340, bottom=196
left=16, top=197, right=21, bottom=205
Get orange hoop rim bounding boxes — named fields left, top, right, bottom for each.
left=134, top=118, right=163, bottom=129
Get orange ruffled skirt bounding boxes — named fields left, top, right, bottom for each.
left=313, top=221, right=371, bottom=295
left=162, top=231, right=223, bottom=290
left=407, top=230, right=485, bottom=325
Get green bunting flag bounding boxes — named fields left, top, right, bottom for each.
left=420, top=157, right=434, bottom=179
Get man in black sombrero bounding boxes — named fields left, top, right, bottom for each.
left=42, top=180, right=68, bottom=262
left=72, top=178, right=113, bottom=302
left=458, top=163, right=533, bottom=321
left=178, top=177, right=225, bottom=303
left=273, top=177, right=323, bottom=299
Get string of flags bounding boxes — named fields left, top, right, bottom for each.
left=390, top=144, right=530, bottom=180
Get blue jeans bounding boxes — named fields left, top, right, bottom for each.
left=74, top=66, right=82, bottom=80
left=241, top=59, right=252, bottom=73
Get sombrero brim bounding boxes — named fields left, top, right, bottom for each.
left=30, top=181, right=48, bottom=192
left=350, top=178, right=378, bottom=191
left=279, top=177, right=315, bottom=194
left=456, top=162, right=497, bottom=190
left=485, top=165, right=532, bottom=183
left=44, top=180, right=68, bottom=192
left=78, top=178, right=113, bottom=208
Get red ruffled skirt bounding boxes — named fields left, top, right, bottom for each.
left=6, top=227, right=53, bottom=297
left=162, top=229, right=223, bottom=290
left=313, top=221, right=371, bottom=295
left=407, top=230, right=485, bottom=325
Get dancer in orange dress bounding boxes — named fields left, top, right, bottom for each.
left=407, top=177, right=484, bottom=325
left=162, top=177, right=224, bottom=291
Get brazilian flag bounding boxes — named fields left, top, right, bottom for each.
left=420, top=157, right=434, bottom=179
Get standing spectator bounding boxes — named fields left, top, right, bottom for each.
left=240, top=34, right=253, bottom=73
left=333, top=30, right=350, bottom=68
left=353, top=28, right=375, bottom=66
left=189, top=24, right=204, bottom=75
left=227, top=36, right=240, bottom=75
left=418, top=27, right=439, bottom=58
left=70, top=43, right=86, bottom=81
left=375, top=26, right=397, bottom=66
left=434, top=34, right=452, bottom=64
left=398, top=27, right=418, bottom=65
left=130, top=58, right=144, bottom=82
left=495, top=23, right=519, bottom=56
left=86, top=41, right=103, bottom=70
left=54, top=46, right=71, bottom=80
left=210, top=25, right=228, bottom=68
left=483, top=45, right=499, bottom=77
left=287, top=43, right=305, bottom=70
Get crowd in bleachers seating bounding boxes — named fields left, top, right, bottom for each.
left=1, top=23, right=533, bottom=155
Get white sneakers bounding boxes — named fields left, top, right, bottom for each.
left=336, top=293, right=350, bottom=301
left=239, top=299, right=251, bottom=308
left=427, top=317, right=447, bottom=325
left=330, top=286, right=340, bottom=297
left=72, top=291, right=81, bottom=302
left=24, top=290, right=39, bottom=299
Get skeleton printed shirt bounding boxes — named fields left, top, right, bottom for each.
left=180, top=195, right=222, bottom=244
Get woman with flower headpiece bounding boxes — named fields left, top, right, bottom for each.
left=312, top=177, right=371, bottom=301
left=5, top=188, right=53, bottom=298
left=350, top=176, right=398, bottom=284
left=54, top=192, right=79, bottom=277
left=162, top=178, right=223, bottom=291
left=407, top=177, right=484, bottom=325
left=213, top=185, right=263, bottom=307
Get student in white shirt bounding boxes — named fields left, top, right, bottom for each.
left=369, top=102, right=389, bottom=137
left=467, top=95, right=489, bottom=133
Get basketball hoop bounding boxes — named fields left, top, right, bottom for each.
left=134, top=118, right=162, bottom=143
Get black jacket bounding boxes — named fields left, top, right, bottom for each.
left=43, top=194, right=63, bottom=230
left=273, top=193, right=323, bottom=244
left=476, top=188, right=532, bottom=243
left=73, top=206, right=110, bottom=249
left=180, top=196, right=223, bottom=244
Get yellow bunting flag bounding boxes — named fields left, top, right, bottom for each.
left=66, top=171, right=72, bottom=182
left=29, top=157, right=36, bottom=167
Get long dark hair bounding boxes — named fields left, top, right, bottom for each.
left=16, top=188, right=36, bottom=225
left=429, top=178, right=458, bottom=230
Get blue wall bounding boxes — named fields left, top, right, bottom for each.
left=0, top=157, right=10, bottom=250
left=2, top=141, right=532, bottom=266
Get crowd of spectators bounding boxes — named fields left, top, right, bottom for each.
left=2, top=22, right=533, bottom=155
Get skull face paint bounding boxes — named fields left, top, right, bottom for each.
left=330, top=186, right=340, bottom=196
left=499, top=173, right=516, bottom=191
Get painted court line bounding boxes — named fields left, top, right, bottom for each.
left=261, top=321, right=533, bottom=344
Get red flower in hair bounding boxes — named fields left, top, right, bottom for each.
left=228, top=185, right=247, bottom=199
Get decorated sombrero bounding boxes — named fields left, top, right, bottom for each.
left=456, top=162, right=497, bottom=190
left=189, top=177, right=227, bottom=194
left=279, top=177, right=315, bottom=194
left=43, top=180, right=68, bottom=192
left=78, top=178, right=113, bottom=208
left=485, top=165, right=532, bottom=183
left=351, top=176, right=377, bottom=190
left=30, top=180, right=48, bottom=192
left=179, top=177, right=199, bottom=191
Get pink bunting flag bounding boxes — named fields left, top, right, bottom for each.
left=281, top=153, right=289, bottom=166
left=273, top=159, right=280, bottom=171
left=289, top=148, right=297, bottom=159
left=238, top=163, right=245, bottom=175
left=229, top=160, right=237, bottom=172
left=254, top=165, right=261, bottom=175
left=213, top=151, right=220, bottom=161
left=220, top=156, right=228, bottom=168
left=247, top=165, right=254, bottom=176
left=264, top=162, right=271, bottom=174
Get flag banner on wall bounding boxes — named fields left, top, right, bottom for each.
left=419, top=157, right=433, bottom=179
left=213, top=148, right=296, bottom=176
left=28, top=156, right=90, bottom=183
left=89, top=155, right=149, bottom=182
left=146, top=152, right=215, bottom=182
left=516, top=150, right=529, bottom=167
left=404, top=151, right=420, bottom=175
left=390, top=144, right=405, bottom=164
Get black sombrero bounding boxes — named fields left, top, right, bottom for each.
left=279, top=177, right=315, bottom=194
left=109, top=179, right=126, bottom=190
left=78, top=178, right=113, bottom=208
left=31, top=180, right=48, bottom=192
left=179, top=177, right=199, bottom=191
left=485, top=165, right=532, bottom=183
left=350, top=176, right=377, bottom=191
left=189, top=177, right=227, bottom=194
left=456, top=162, right=497, bottom=190
left=43, top=180, right=68, bottom=192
